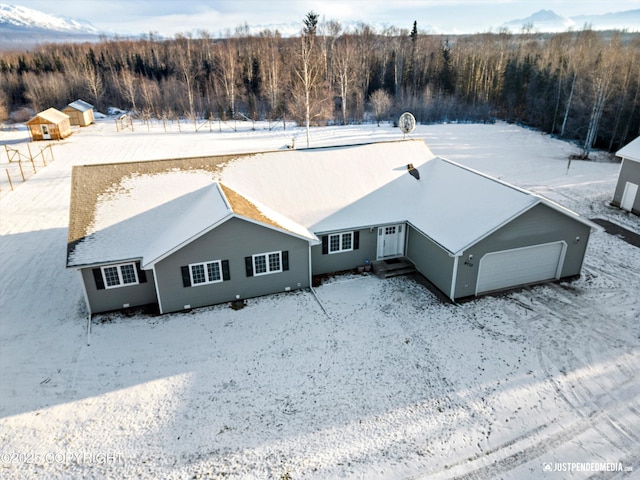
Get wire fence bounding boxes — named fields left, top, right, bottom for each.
left=1, top=143, right=55, bottom=194
left=114, top=112, right=289, bottom=134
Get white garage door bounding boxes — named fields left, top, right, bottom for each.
left=476, top=242, right=565, bottom=295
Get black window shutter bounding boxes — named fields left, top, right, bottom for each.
left=222, top=260, right=230, bottom=281
left=136, top=262, right=147, bottom=283
left=322, top=235, right=328, bottom=254
left=181, top=266, right=191, bottom=287
left=245, top=256, right=254, bottom=277
left=282, top=251, right=289, bottom=271
left=93, top=268, right=105, bottom=290
left=353, top=231, right=360, bottom=250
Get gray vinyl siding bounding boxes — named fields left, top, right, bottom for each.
left=452, top=203, right=592, bottom=298
left=612, top=159, right=640, bottom=214
left=405, top=225, right=455, bottom=296
left=311, top=228, right=377, bottom=275
left=155, top=217, right=310, bottom=313
left=81, top=266, right=157, bottom=314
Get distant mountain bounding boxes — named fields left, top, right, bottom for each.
left=571, top=9, right=640, bottom=31
left=502, top=8, right=640, bottom=32
left=502, top=9, right=575, bottom=32
left=1, top=3, right=638, bottom=52
left=0, top=3, right=105, bottom=49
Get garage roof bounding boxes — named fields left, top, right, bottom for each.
left=221, top=140, right=595, bottom=255
left=616, top=136, right=640, bottom=163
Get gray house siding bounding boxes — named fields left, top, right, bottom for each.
left=81, top=264, right=157, bottom=314
left=405, top=225, right=455, bottom=296
left=311, top=227, right=377, bottom=275
left=452, top=203, right=591, bottom=298
left=154, top=217, right=310, bottom=313
left=612, top=159, right=640, bottom=214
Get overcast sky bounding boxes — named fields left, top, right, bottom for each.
left=11, top=0, right=640, bottom=36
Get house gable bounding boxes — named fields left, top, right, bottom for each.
left=451, top=202, right=593, bottom=299
left=153, top=216, right=311, bottom=313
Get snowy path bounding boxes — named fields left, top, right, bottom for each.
left=1, top=121, right=639, bottom=479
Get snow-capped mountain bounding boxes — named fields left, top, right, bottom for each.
left=0, top=3, right=98, bottom=33
left=0, top=3, right=104, bottom=49
left=501, top=8, right=640, bottom=33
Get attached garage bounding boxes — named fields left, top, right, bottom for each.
left=476, top=241, right=565, bottom=295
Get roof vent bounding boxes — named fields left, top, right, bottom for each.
left=407, top=164, right=420, bottom=180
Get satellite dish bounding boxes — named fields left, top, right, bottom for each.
left=399, top=112, right=416, bottom=137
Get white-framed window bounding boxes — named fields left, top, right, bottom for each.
left=189, top=260, right=223, bottom=286
left=253, top=251, right=282, bottom=276
left=329, top=231, right=354, bottom=254
left=101, top=263, right=139, bottom=289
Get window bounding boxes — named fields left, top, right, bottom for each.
left=100, top=263, right=139, bottom=289
left=329, top=232, right=353, bottom=254
left=245, top=251, right=289, bottom=277
left=254, top=251, right=281, bottom=276
left=181, top=260, right=229, bottom=287
left=190, top=260, right=223, bottom=285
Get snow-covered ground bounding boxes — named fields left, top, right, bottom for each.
left=1, top=118, right=639, bottom=479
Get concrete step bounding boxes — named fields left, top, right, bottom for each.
left=377, top=266, right=416, bottom=278
left=372, top=257, right=417, bottom=279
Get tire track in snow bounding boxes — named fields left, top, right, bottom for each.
left=415, top=280, right=640, bottom=480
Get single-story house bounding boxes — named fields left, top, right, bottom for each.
left=66, top=140, right=600, bottom=315
left=26, top=107, right=72, bottom=141
left=63, top=99, right=95, bottom=127
left=612, top=136, right=640, bottom=215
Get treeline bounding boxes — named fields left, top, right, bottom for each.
left=1, top=20, right=639, bottom=153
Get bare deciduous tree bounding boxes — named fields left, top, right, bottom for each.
left=370, top=89, right=392, bottom=126
left=333, top=34, right=357, bottom=125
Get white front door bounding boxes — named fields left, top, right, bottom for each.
left=621, top=181, right=638, bottom=211
left=377, top=224, right=405, bottom=259
left=41, top=124, right=51, bottom=140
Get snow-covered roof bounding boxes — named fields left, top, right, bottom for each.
left=67, top=170, right=316, bottom=269
left=26, top=107, right=69, bottom=124
left=66, top=99, right=94, bottom=112
left=221, top=140, right=550, bottom=255
left=67, top=139, right=597, bottom=268
left=616, top=136, right=640, bottom=163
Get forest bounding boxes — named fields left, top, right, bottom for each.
left=1, top=13, right=639, bottom=154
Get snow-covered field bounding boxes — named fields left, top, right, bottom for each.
left=1, top=118, right=639, bottom=479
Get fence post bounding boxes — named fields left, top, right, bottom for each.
left=27, top=144, right=36, bottom=173
left=48, top=144, right=54, bottom=163
left=18, top=159, right=25, bottom=181
left=5, top=168, right=13, bottom=191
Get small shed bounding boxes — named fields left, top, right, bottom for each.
left=26, top=108, right=71, bottom=141
left=63, top=99, right=95, bottom=127
left=612, top=136, right=640, bottom=215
